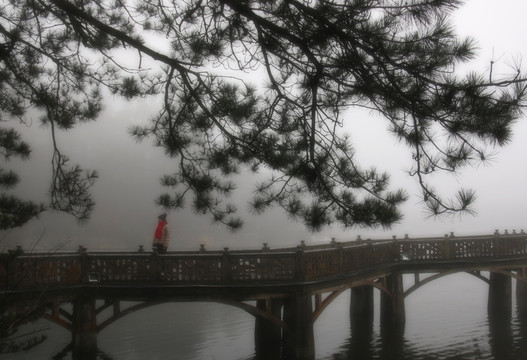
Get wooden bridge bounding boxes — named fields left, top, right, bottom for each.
left=2, top=230, right=527, bottom=359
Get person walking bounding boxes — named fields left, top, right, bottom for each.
left=152, top=213, right=170, bottom=254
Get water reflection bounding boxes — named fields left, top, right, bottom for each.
left=322, top=277, right=527, bottom=360
left=348, top=304, right=375, bottom=360
left=379, top=323, right=406, bottom=360
left=489, top=311, right=513, bottom=360
left=328, top=300, right=527, bottom=360
left=49, top=312, right=527, bottom=360
left=328, top=321, right=406, bottom=360
left=51, top=344, right=112, bottom=360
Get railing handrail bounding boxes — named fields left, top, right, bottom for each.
left=2, top=231, right=526, bottom=290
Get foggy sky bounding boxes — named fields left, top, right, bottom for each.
left=2, top=0, right=527, bottom=252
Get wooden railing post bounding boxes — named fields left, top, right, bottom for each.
left=150, top=251, right=160, bottom=282
left=332, top=238, right=343, bottom=272
left=393, top=238, right=400, bottom=262
left=444, top=234, right=451, bottom=260
left=295, top=246, right=306, bottom=281
left=365, top=240, right=374, bottom=266
left=494, top=230, right=501, bottom=258
left=221, top=247, right=232, bottom=283
left=521, top=229, right=527, bottom=257
left=78, top=246, right=88, bottom=284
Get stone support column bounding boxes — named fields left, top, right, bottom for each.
left=516, top=275, right=527, bottom=317
left=254, top=298, right=283, bottom=359
left=488, top=304, right=514, bottom=360
left=380, top=272, right=405, bottom=329
left=350, top=285, right=374, bottom=332
left=488, top=272, right=511, bottom=319
left=282, top=294, right=315, bottom=360
left=517, top=274, right=527, bottom=355
left=349, top=285, right=374, bottom=358
left=72, top=295, right=97, bottom=360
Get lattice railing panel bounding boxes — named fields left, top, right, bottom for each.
left=400, top=240, right=445, bottom=261
left=452, top=238, right=494, bottom=259
left=498, top=236, right=527, bottom=257
left=371, top=242, right=398, bottom=264
left=157, top=256, right=222, bottom=282
left=303, top=251, right=339, bottom=279
left=88, top=256, right=152, bottom=282
left=230, top=254, right=295, bottom=282
left=9, top=256, right=82, bottom=287
left=342, top=245, right=373, bottom=271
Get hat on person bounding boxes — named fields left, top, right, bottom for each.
left=158, top=213, right=167, bottom=221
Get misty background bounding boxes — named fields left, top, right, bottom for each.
left=2, top=0, right=527, bottom=252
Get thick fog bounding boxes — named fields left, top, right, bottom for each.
left=2, top=0, right=527, bottom=252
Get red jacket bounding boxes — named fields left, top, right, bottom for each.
left=153, top=220, right=170, bottom=248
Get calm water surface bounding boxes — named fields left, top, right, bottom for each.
left=3, top=273, right=527, bottom=359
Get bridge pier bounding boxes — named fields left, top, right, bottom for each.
left=488, top=272, right=512, bottom=319
left=516, top=277, right=527, bottom=316
left=488, top=304, right=514, bottom=360
left=516, top=277, right=527, bottom=356
left=349, top=286, right=374, bottom=358
left=350, top=285, right=374, bottom=330
left=381, top=272, right=405, bottom=329
left=282, top=294, right=315, bottom=360
left=72, top=295, right=97, bottom=359
left=254, top=298, right=283, bottom=359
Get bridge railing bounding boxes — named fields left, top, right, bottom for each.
left=398, top=231, right=527, bottom=261
left=0, top=252, right=83, bottom=289
left=0, top=248, right=302, bottom=288
left=300, top=241, right=398, bottom=279
left=2, top=231, right=527, bottom=289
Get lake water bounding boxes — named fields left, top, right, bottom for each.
left=2, top=273, right=527, bottom=359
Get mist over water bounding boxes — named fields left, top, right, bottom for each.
left=4, top=273, right=527, bottom=360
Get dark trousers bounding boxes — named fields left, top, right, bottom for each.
left=153, top=243, right=167, bottom=254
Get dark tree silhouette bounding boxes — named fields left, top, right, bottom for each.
left=0, top=129, right=44, bottom=229
left=0, top=0, right=525, bottom=231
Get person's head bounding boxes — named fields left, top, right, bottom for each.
left=158, top=213, right=167, bottom=222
